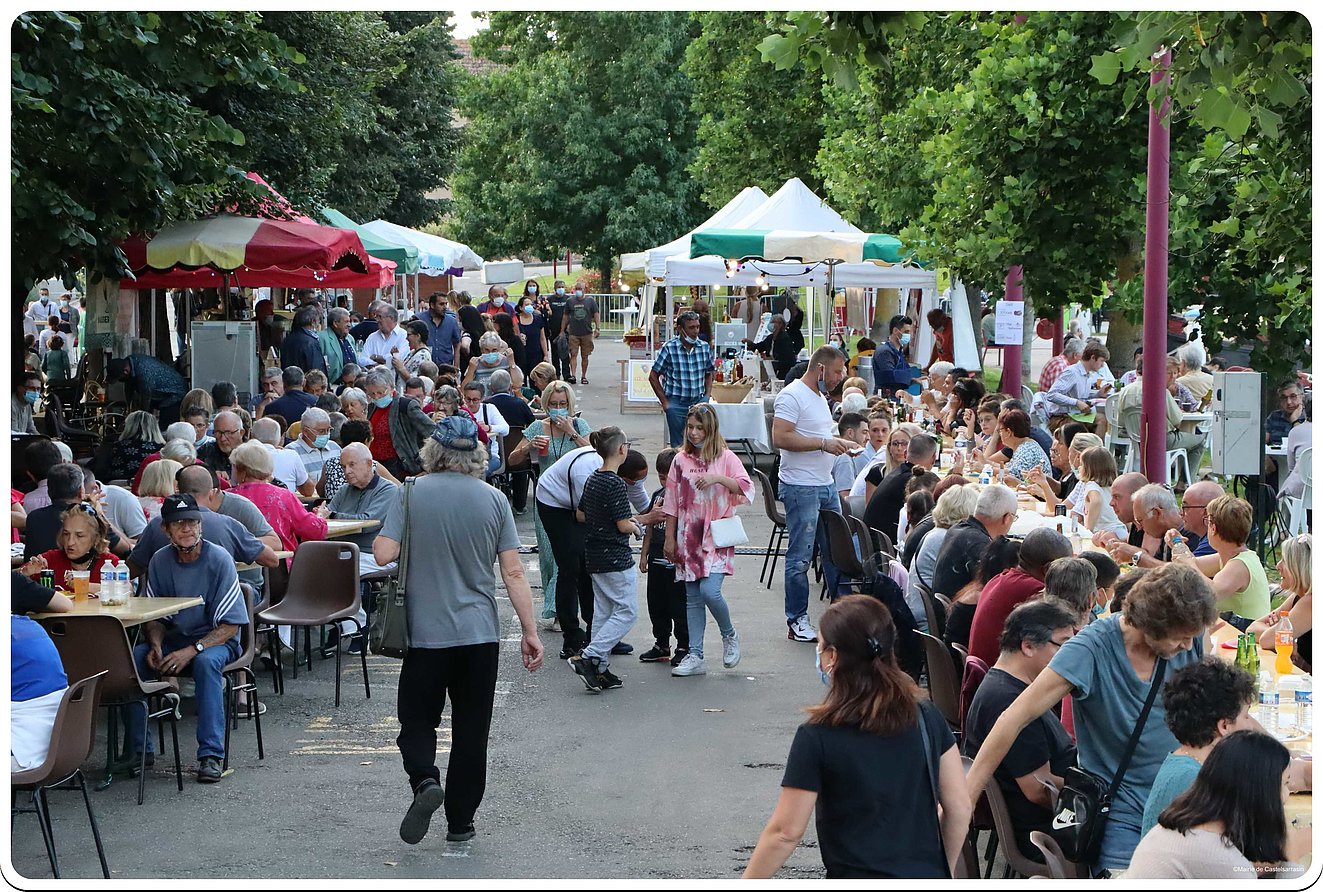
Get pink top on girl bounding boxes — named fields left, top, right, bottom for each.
left=663, top=449, right=753, bottom=583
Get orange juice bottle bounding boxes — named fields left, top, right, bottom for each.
left=1275, top=615, right=1295, bottom=676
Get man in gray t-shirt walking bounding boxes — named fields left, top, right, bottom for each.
left=558, top=283, right=599, bottom=385
left=375, top=416, right=544, bottom=846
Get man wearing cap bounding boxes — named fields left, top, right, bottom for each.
left=375, top=415, right=544, bottom=846
left=124, top=494, right=250, bottom=784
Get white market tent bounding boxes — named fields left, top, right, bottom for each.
left=645, top=178, right=940, bottom=351
left=620, top=186, right=769, bottom=284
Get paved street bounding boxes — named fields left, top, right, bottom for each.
left=11, top=339, right=835, bottom=881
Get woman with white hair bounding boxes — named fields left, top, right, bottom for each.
left=339, top=387, right=368, bottom=422
left=128, top=423, right=197, bottom=493
left=463, top=330, right=522, bottom=393
left=1175, top=341, right=1214, bottom=405
left=906, top=482, right=979, bottom=631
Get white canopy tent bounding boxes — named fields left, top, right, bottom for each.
left=620, top=186, right=769, bottom=283
left=644, top=178, right=939, bottom=353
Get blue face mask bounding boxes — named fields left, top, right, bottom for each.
left=548, top=407, right=570, bottom=419
left=482, top=352, right=502, bottom=364
left=373, top=395, right=393, bottom=409
left=815, top=648, right=831, bottom=687
left=683, top=335, right=698, bottom=346
left=555, top=287, right=565, bottom=296
left=899, top=333, right=911, bottom=348
left=313, top=434, right=330, bottom=449
left=816, top=375, right=829, bottom=395
left=23, top=390, right=39, bottom=405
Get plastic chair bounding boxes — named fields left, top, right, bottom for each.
left=1284, top=446, right=1312, bottom=536
left=1029, top=830, right=1078, bottom=879
left=981, top=770, right=1052, bottom=878
left=959, top=654, right=990, bottom=739
left=222, top=583, right=265, bottom=771
left=916, top=586, right=947, bottom=640
left=11, top=671, right=111, bottom=879
left=820, top=509, right=870, bottom=598
left=40, top=615, right=183, bottom=805
left=257, top=541, right=369, bottom=708
left=1103, top=393, right=1133, bottom=471
left=915, top=630, right=961, bottom=732
left=260, top=559, right=291, bottom=693
left=751, top=468, right=786, bottom=589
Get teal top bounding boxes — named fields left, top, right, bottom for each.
left=1140, top=753, right=1201, bottom=838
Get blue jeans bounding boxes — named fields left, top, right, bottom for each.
left=664, top=395, right=704, bottom=447
left=780, top=483, right=842, bottom=622
left=125, top=636, right=240, bottom=760
left=685, top=574, right=735, bottom=659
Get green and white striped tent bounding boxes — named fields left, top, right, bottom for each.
left=688, top=229, right=916, bottom=266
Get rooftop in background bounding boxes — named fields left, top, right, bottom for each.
left=453, top=39, right=499, bottom=78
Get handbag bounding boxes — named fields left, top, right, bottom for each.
left=1051, top=658, right=1167, bottom=864
left=368, top=478, right=413, bottom=659
left=709, top=515, right=748, bottom=548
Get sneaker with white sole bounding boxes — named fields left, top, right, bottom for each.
left=787, top=615, right=817, bottom=642
left=722, top=633, right=741, bottom=669
left=671, top=653, right=706, bottom=677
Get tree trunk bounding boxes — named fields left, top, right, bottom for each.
left=598, top=260, right=613, bottom=301
left=1107, top=240, right=1145, bottom=376
left=1021, top=296, right=1035, bottom=391
left=967, top=283, right=986, bottom=358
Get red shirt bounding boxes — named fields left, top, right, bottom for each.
left=368, top=406, right=398, bottom=463
left=37, top=549, right=114, bottom=587
left=1038, top=354, right=1070, bottom=393
left=10, top=489, right=23, bottom=544
left=967, top=567, right=1046, bottom=667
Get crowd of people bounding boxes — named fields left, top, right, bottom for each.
left=10, top=286, right=1315, bottom=880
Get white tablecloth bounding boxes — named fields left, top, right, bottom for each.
left=712, top=401, right=772, bottom=454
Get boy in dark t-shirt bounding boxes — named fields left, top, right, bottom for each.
left=571, top=430, right=641, bottom=693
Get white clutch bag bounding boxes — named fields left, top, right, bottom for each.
left=710, top=515, right=749, bottom=548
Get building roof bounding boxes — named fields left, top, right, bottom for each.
left=454, top=39, right=499, bottom=78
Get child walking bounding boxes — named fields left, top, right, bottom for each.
left=638, top=449, right=689, bottom=667
left=665, top=404, right=754, bottom=677
left=571, top=427, right=643, bottom=693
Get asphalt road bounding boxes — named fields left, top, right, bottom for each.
left=10, top=339, right=839, bottom=881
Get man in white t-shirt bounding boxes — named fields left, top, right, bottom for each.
left=771, top=345, right=858, bottom=642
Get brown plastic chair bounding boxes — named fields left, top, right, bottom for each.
left=256, top=541, right=369, bottom=707
left=915, top=586, right=946, bottom=640
left=751, top=468, right=786, bottom=589
left=40, top=615, right=182, bottom=805
left=820, top=509, right=868, bottom=598
left=260, top=558, right=291, bottom=692
left=981, top=770, right=1052, bottom=878
left=11, top=671, right=111, bottom=879
left=1029, top=830, right=1078, bottom=879
left=222, top=583, right=265, bottom=771
left=959, top=653, right=988, bottom=739
left=915, top=630, right=961, bottom=732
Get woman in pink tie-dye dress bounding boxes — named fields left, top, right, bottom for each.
left=664, top=403, right=753, bottom=678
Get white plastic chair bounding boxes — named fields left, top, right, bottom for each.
left=1285, top=446, right=1312, bottom=536
left=1104, top=393, right=1134, bottom=471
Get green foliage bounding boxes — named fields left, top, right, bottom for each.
left=682, top=12, right=825, bottom=208
left=11, top=11, right=299, bottom=285
left=451, top=12, right=703, bottom=283
left=757, top=12, right=930, bottom=91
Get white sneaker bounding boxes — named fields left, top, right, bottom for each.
left=722, top=633, right=741, bottom=669
left=787, top=616, right=817, bottom=642
left=539, top=616, right=560, bottom=632
left=671, top=653, right=707, bottom=677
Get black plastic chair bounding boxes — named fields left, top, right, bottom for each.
left=751, top=468, right=787, bottom=589
left=819, top=509, right=870, bottom=600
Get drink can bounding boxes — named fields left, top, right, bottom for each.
left=1055, top=504, right=1067, bottom=517
left=40, top=570, right=54, bottom=589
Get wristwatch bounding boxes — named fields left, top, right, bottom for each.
left=1130, top=550, right=1143, bottom=568
left=194, top=641, right=206, bottom=653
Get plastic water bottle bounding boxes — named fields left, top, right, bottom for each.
left=1296, top=675, right=1312, bottom=729
left=980, top=464, right=993, bottom=485
left=1258, top=670, right=1280, bottom=733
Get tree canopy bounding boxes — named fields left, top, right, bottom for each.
left=450, top=11, right=703, bottom=287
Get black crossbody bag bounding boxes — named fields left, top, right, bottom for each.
left=1050, top=658, right=1166, bottom=864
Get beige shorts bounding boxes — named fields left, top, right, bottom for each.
left=568, top=333, right=595, bottom=358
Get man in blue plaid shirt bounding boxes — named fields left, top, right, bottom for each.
left=649, top=311, right=715, bottom=447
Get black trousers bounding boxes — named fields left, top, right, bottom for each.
left=645, top=564, right=688, bottom=651
left=549, top=334, right=570, bottom=379
left=537, top=501, right=593, bottom=648
left=396, top=643, right=500, bottom=832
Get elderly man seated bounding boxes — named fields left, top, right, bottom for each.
left=251, top=417, right=315, bottom=497
left=326, top=443, right=400, bottom=654
left=288, top=406, right=341, bottom=488
left=1106, top=482, right=1185, bottom=569
left=1174, top=479, right=1224, bottom=557
left=197, top=409, right=248, bottom=481
left=125, top=494, right=249, bottom=784
left=1117, top=355, right=1206, bottom=478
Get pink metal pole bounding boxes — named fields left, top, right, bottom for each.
left=1052, top=309, right=1064, bottom=356
left=1001, top=265, right=1024, bottom=395
left=1141, top=50, right=1172, bottom=482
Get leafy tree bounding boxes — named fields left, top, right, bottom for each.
left=682, top=12, right=824, bottom=208
left=451, top=11, right=703, bottom=290
left=11, top=11, right=298, bottom=288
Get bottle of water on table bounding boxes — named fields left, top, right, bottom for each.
left=1259, top=670, right=1281, bottom=734
left=1296, top=675, right=1312, bottom=730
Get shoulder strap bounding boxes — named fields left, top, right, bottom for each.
left=1107, top=657, right=1167, bottom=800
left=565, top=449, right=592, bottom=510
left=395, top=478, right=413, bottom=588
left=916, top=703, right=952, bottom=879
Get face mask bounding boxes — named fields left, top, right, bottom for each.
left=526, top=286, right=537, bottom=295
left=683, top=335, right=698, bottom=346
left=173, top=540, right=200, bottom=556
left=64, top=547, right=96, bottom=565
left=574, top=290, right=584, bottom=298
left=39, top=297, right=48, bottom=304
left=23, top=390, right=39, bottom=405
left=373, top=395, right=393, bottom=409
left=482, top=352, right=502, bottom=364
left=816, top=375, right=829, bottom=395
left=899, top=333, right=911, bottom=348
left=60, top=300, right=69, bottom=308
left=491, top=296, right=505, bottom=307
left=549, top=407, right=569, bottom=419
left=688, top=430, right=705, bottom=446
left=815, top=648, right=831, bottom=687
left=555, top=287, right=565, bottom=296
left=1092, top=602, right=1105, bottom=619
left=313, top=434, right=330, bottom=449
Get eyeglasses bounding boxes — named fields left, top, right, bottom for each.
left=687, top=405, right=712, bottom=415
left=1045, top=637, right=1073, bottom=649
left=1179, top=502, right=1208, bottom=513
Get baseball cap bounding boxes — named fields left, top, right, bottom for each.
left=161, top=493, right=203, bottom=524
left=430, top=415, right=480, bottom=452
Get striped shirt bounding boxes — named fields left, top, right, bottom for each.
left=652, top=337, right=714, bottom=400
